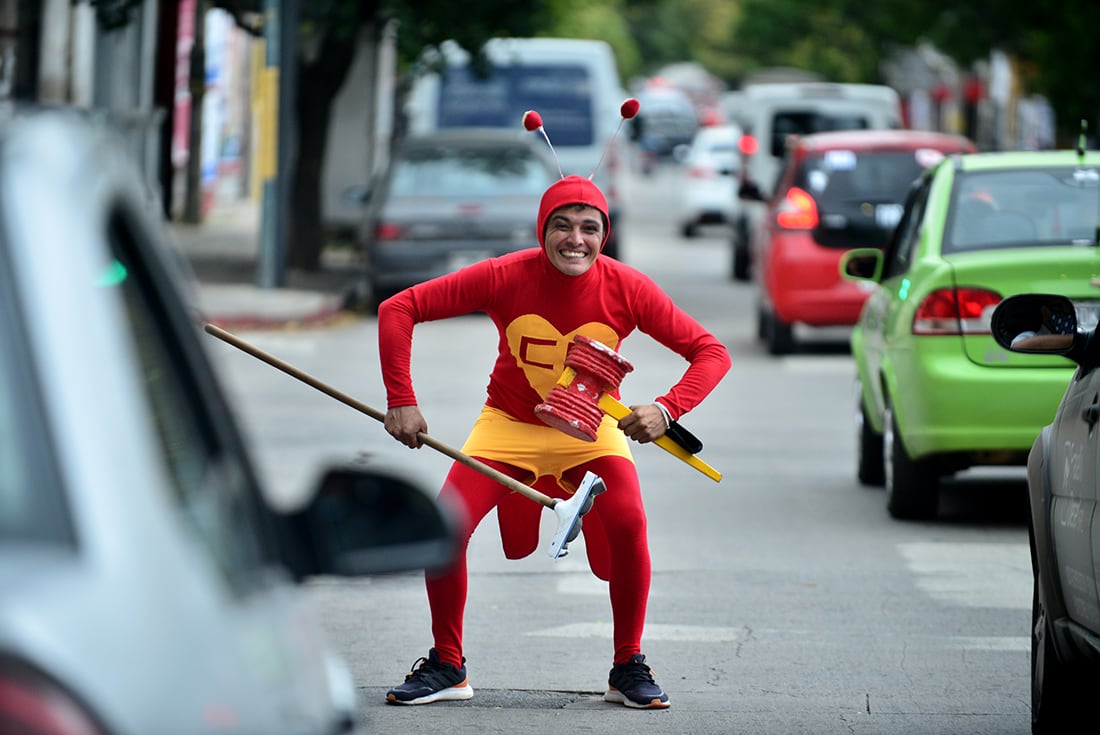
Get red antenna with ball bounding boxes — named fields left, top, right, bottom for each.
left=523, top=98, right=641, bottom=180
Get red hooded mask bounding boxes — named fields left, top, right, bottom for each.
left=536, top=175, right=611, bottom=251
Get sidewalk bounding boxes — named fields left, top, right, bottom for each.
left=166, top=200, right=367, bottom=329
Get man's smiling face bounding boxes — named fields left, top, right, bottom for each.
left=543, top=205, right=605, bottom=276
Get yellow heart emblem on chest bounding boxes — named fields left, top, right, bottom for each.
left=505, top=315, right=620, bottom=399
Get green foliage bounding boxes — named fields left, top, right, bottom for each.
left=387, top=0, right=553, bottom=72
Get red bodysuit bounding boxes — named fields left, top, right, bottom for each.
left=378, top=239, right=730, bottom=668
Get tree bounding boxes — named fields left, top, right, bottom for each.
left=206, top=0, right=552, bottom=271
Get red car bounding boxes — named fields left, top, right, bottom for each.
left=748, top=129, right=977, bottom=354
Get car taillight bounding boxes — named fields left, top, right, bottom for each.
left=375, top=222, right=403, bottom=240
left=0, top=661, right=107, bottom=735
left=687, top=165, right=715, bottom=179
left=912, top=287, right=1001, bottom=335
left=775, top=187, right=818, bottom=229
left=739, top=135, right=758, bottom=156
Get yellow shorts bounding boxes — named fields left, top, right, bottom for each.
left=461, top=405, right=634, bottom=492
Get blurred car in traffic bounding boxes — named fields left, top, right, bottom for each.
left=631, top=87, right=699, bottom=173
left=677, top=123, right=743, bottom=238
left=353, top=128, right=560, bottom=310
left=748, top=129, right=976, bottom=354
left=0, top=109, right=456, bottom=734
left=841, top=147, right=1100, bottom=520
left=729, top=82, right=903, bottom=281
left=990, top=293, right=1100, bottom=734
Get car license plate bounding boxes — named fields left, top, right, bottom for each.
left=875, top=204, right=903, bottom=229
left=447, top=251, right=492, bottom=272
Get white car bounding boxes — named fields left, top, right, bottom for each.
left=0, top=109, right=455, bottom=735
left=678, top=124, right=743, bottom=237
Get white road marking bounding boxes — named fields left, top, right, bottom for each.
left=527, top=622, right=748, bottom=642
left=780, top=355, right=855, bottom=374
left=898, top=541, right=1031, bottom=610
left=527, top=623, right=1027, bottom=651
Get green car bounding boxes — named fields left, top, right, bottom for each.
left=841, top=147, right=1100, bottom=519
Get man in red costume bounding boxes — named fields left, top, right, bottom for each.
left=378, top=172, right=731, bottom=709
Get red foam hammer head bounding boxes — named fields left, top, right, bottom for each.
left=522, top=110, right=543, bottom=131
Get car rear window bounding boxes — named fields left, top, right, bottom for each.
left=796, top=148, right=939, bottom=249
left=770, top=111, right=871, bottom=157
left=946, top=167, right=1100, bottom=253
left=389, top=146, right=552, bottom=197
left=437, top=63, right=595, bottom=146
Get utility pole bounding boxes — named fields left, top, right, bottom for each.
left=258, top=0, right=296, bottom=289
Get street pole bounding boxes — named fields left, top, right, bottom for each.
left=258, top=0, right=282, bottom=288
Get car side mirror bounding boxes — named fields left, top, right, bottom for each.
left=991, top=293, right=1078, bottom=355
left=275, top=466, right=457, bottom=580
left=839, top=248, right=884, bottom=282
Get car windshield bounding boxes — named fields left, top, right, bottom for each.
left=389, top=146, right=552, bottom=197
left=946, top=167, right=1100, bottom=253
left=437, top=64, right=594, bottom=146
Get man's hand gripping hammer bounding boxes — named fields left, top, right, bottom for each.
left=535, top=335, right=722, bottom=482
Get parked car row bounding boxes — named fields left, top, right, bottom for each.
left=733, top=112, right=1100, bottom=732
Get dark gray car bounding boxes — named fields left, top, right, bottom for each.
left=355, top=128, right=558, bottom=311
left=992, top=292, right=1100, bottom=734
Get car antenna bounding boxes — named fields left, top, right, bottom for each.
left=523, top=98, right=641, bottom=180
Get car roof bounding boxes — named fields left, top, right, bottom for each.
left=954, top=148, right=1100, bottom=171
left=793, top=129, right=976, bottom=153
left=399, top=128, right=545, bottom=147
left=693, top=124, right=742, bottom=140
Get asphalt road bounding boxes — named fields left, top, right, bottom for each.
left=208, top=161, right=1033, bottom=734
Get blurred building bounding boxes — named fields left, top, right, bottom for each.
left=881, top=42, right=1054, bottom=151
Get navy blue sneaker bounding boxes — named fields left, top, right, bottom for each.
left=386, top=649, right=473, bottom=705
left=604, top=653, right=671, bottom=709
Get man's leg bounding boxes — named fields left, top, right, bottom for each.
left=565, top=457, right=670, bottom=709
left=564, top=457, right=650, bottom=664
left=427, top=461, right=512, bottom=667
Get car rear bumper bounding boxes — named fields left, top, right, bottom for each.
left=369, top=241, right=531, bottom=289
left=890, top=340, right=1074, bottom=459
left=763, top=234, right=872, bottom=325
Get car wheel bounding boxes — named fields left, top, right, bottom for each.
left=1030, top=561, right=1092, bottom=733
left=765, top=311, right=795, bottom=355
left=755, top=301, right=769, bottom=341
left=883, top=402, right=938, bottom=519
left=731, top=233, right=750, bottom=281
left=856, top=382, right=884, bottom=486
left=682, top=222, right=699, bottom=238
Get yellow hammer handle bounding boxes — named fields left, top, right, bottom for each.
left=555, top=367, right=723, bottom=483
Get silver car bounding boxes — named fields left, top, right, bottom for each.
left=0, top=110, right=454, bottom=734
left=354, top=128, right=559, bottom=311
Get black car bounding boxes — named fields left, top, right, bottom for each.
left=992, top=293, right=1100, bottom=733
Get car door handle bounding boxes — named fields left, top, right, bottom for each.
left=1082, top=399, right=1099, bottom=428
